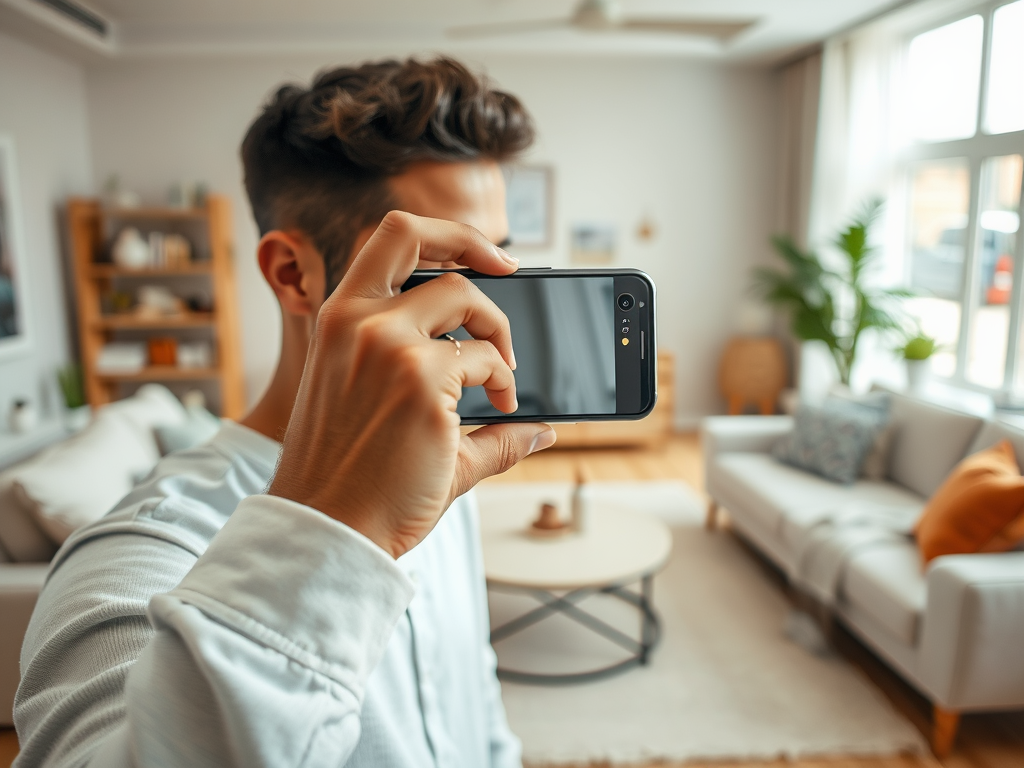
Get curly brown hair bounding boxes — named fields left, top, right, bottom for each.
left=241, top=57, right=535, bottom=291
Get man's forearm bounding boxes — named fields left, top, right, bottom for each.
left=16, top=496, right=414, bottom=768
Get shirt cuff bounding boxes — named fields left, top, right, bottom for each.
left=169, top=494, right=415, bottom=686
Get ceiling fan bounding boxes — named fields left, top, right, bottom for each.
left=448, top=0, right=757, bottom=42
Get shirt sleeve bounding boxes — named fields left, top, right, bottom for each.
left=14, top=495, right=414, bottom=768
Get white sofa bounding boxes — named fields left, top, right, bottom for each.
left=0, top=386, right=214, bottom=726
left=702, top=391, right=1024, bottom=757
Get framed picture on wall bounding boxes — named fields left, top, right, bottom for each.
left=504, top=165, right=553, bottom=248
left=0, top=135, right=31, bottom=360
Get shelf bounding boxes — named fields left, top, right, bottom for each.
left=88, top=263, right=213, bottom=278
left=92, top=312, right=216, bottom=330
left=103, top=207, right=208, bottom=220
left=96, top=366, right=220, bottom=382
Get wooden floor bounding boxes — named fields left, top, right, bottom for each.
left=2, top=434, right=1022, bottom=767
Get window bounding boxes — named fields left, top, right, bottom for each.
left=901, top=1, right=1024, bottom=396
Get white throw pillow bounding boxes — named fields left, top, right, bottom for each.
left=9, top=411, right=161, bottom=544
left=103, top=383, right=187, bottom=432
left=0, top=469, right=59, bottom=562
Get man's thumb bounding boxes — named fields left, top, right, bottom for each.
left=455, top=423, right=557, bottom=495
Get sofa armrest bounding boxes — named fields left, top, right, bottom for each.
left=700, top=416, right=793, bottom=459
left=0, top=563, right=48, bottom=726
left=920, top=553, right=1024, bottom=710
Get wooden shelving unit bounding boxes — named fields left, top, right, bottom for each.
left=67, top=196, right=246, bottom=419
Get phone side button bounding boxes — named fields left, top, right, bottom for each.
left=641, top=330, right=645, bottom=360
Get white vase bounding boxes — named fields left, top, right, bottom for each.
left=64, top=404, right=92, bottom=433
left=906, top=358, right=932, bottom=394
left=113, top=227, right=152, bottom=269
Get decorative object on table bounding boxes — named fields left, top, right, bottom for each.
left=571, top=223, right=616, bottom=264
left=0, top=134, right=32, bottom=360
left=718, top=336, right=787, bottom=415
left=898, top=333, right=936, bottom=394
left=112, top=227, right=152, bottom=270
left=7, top=398, right=37, bottom=434
left=136, top=285, right=184, bottom=316
left=529, top=501, right=572, bottom=538
left=177, top=341, right=212, bottom=369
left=95, top=342, right=146, bottom=374
left=570, top=465, right=590, bottom=532
left=67, top=196, right=245, bottom=417
left=148, top=337, right=178, bottom=366
left=56, top=363, right=91, bottom=432
left=753, top=199, right=909, bottom=386
left=504, top=165, right=552, bottom=248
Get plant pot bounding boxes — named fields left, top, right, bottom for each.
left=64, top=405, right=92, bottom=433
left=906, top=358, right=932, bottom=394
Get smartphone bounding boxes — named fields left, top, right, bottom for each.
left=401, top=268, right=656, bottom=424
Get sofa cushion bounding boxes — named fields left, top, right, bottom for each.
left=914, top=440, right=1024, bottom=563
left=10, top=411, right=160, bottom=545
left=887, top=392, right=984, bottom=498
left=712, top=453, right=925, bottom=544
left=0, top=471, right=58, bottom=563
left=773, top=404, right=884, bottom=484
left=841, top=541, right=926, bottom=645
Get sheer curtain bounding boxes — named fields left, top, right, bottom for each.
left=798, top=0, right=982, bottom=396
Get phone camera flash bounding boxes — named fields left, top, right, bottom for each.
left=621, top=337, right=629, bottom=346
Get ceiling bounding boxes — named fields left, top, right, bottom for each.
left=2, top=0, right=913, bottom=63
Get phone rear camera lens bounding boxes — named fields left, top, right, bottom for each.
left=617, top=293, right=635, bottom=311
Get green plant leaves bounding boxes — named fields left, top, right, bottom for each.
left=754, top=199, right=909, bottom=385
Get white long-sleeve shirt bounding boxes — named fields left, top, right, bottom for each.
left=14, top=421, right=521, bottom=768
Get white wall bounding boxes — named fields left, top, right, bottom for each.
left=0, top=32, right=93, bottom=423
left=85, top=54, right=779, bottom=426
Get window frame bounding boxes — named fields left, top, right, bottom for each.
left=900, top=0, right=1024, bottom=398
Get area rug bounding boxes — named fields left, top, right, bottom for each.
left=475, top=481, right=926, bottom=766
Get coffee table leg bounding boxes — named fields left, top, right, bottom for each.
left=640, top=574, right=653, bottom=665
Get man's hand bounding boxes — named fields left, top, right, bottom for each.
left=269, top=211, right=556, bottom=558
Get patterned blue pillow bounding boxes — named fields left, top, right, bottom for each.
left=773, top=404, right=882, bottom=484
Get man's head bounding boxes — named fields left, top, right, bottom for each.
left=242, top=57, right=534, bottom=316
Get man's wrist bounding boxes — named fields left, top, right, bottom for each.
left=268, top=478, right=401, bottom=559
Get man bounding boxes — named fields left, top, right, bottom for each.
left=14, top=57, right=556, bottom=767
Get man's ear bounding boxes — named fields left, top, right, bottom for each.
left=257, top=231, right=325, bottom=316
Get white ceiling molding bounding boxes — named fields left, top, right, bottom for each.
left=0, top=0, right=917, bottom=65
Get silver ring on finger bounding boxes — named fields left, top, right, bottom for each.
left=443, top=333, right=462, bottom=356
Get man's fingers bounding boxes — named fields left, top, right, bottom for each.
left=399, top=273, right=515, bottom=368
left=341, top=211, right=518, bottom=298
left=436, top=339, right=517, bottom=413
left=453, top=423, right=557, bottom=498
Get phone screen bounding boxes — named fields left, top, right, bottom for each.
left=402, top=269, right=656, bottom=423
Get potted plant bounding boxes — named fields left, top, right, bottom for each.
left=753, top=199, right=908, bottom=387
left=57, top=363, right=91, bottom=432
left=897, top=333, right=937, bottom=393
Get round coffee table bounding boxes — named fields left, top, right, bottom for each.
left=480, top=504, right=673, bottom=685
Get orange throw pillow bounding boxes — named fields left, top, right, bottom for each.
left=914, top=440, right=1024, bottom=563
